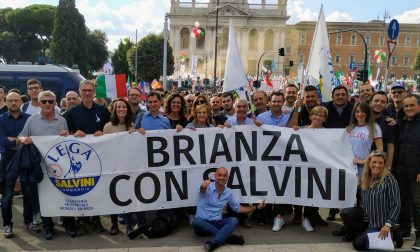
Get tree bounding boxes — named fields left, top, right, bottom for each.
left=414, top=50, right=420, bottom=71
left=127, top=33, right=174, bottom=82
left=86, top=29, right=109, bottom=71
left=111, top=38, right=134, bottom=77
left=50, top=0, right=88, bottom=75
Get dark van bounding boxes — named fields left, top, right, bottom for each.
left=0, top=64, right=85, bottom=100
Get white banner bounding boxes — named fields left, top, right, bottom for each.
left=32, top=126, right=357, bottom=217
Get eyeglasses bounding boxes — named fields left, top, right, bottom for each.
left=187, top=99, right=194, bottom=103
left=391, top=90, right=404, bottom=95
left=129, top=93, right=140, bottom=97
left=40, top=100, right=55, bottom=104
left=81, top=89, right=94, bottom=93
left=197, top=100, right=205, bottom=104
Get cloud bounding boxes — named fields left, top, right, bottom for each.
left=76, top=0, right=170, bottom=51
left=0, top=0, right=29, bottom=9
left=326, top=12, right=353, bottom=22
left=394, top=7, right=420, bottom=24
left=287, top=0, right=317, bottom=23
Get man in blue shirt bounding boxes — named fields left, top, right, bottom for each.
left=193, top=167, right=265, bottom=252
left=256, top=91, right=291, bottom=127
left=135, top=91, right=171, bottom=132
left=0, top=92, right=30, bottom=238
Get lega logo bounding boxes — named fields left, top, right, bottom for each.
left=44, top=140, right=102, bottom=196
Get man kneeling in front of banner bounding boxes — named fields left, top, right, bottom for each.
left=193, top=166, right=265, bottom=252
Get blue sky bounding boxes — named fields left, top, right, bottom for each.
left=1, top=0, right=419, bottom=50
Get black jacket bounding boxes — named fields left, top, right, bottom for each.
left=322, top=101, right=353, bottom=128
left=395, top=113, right=420, bottom=180
left=7, top=144, right=43, bottom=184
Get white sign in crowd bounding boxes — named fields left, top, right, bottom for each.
left=32, top=126, right=358, bottom=217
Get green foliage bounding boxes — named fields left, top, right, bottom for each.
left=127, top=33, right=174, bottom=82
left=414, top=50, right=420, bottom=71
left=86, top=29, right=109, bottom=71
left=50, top=0, right=88, bottom=75
left=0, top=5, right=55, bottom=62
left=111, top=38, right=134, bottom=77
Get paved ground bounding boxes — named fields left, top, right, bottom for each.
left=0, top=198, right=414, bottom=251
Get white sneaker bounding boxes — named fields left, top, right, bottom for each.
left=189, top=214, right=195, bottom=226
left=302, top=217, right=314, bottom=232
left=272, top=216, right=284, bottom=232
left=33, top=212, right=41, bottom=226
left=3, top=225, right=13, bottom=238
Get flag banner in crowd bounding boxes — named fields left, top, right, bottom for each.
left=223, top=19, right=248, bottom=94
left=305, top=5, right=334, bottom=102
left=32, top=126, right=357, bottom=217
left=190, top=55, right=198, bottom=76
left=96, top=74, right=127, bottom=99
left=151, top=79, right=162, bottom=89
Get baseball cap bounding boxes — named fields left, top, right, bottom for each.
left=391, top=82, right=406, bottom=90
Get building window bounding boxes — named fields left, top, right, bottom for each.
left=350, top=35, right=356, bottom=45
left=391, top=56, right=397, bottom=66
left=264, top=29, right=274, bottom=51
left=299, top=32, right=306, bottom=44
left=298, top=53, right=304, bottom=64
left=285, top=44, right=291, bottom=55
left=180, top=27, right=190, bottom=49
left=249, top=29, right=258, bottom=50
left=365, top=35, right=371, bottom=45
left=403, top=56, right=409, bottom=65
left=379, top=35, right=384, bottom=46
left=349, top=55, right=355, bottom=65
left=405, top=36, right=411, bottom=46
left=336, top=34, right=342, bottom=45
left=335, top=54, right=341, bottom=64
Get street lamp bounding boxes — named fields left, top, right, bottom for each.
left=254, top=49, right=283, bottom=89
left=213, top=0, right=220, bottom=87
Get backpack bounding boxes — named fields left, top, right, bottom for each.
left=144, top=213, right=178, bottom=238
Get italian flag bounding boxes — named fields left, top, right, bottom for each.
left=96, top=74, right=127, bottom=98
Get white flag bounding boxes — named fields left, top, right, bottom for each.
left=191, top=55, right=198, bottom=76
left=305, top=5, right=334, bottom=102
left=223, top=19, right=248, bottom=93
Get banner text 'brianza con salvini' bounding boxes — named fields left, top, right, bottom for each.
left=33, top=126, right=357, bottom=217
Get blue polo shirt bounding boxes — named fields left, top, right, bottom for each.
left=195, top=182, right=241, bottom=221
left=135, top=111, right=171, bottom=130
left=66, top=103, right=110, bottom=134
left=226, top=116, right=254, bottom=126
left=256, top=110, right=290, bottom=127
left=0, top=111, right=30, bottom=153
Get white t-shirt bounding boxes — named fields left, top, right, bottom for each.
left=349, top=123, right=382, bottom=160
left=23, top=102, right=61, bottom=115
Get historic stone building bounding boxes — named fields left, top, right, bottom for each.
left=167, top=0, right=289, bottom=80
left=289, top=20, right=420, bottom=80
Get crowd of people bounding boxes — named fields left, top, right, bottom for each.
left=0, top=78, right=419, bottom=251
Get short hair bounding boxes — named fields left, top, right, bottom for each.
left=372, top=91, right=388, bottom=103
left=38, top=90, right=56, bottom=102
left=285, top=84, right=298, bottom=91
left=403, top=94, right=420, bottom=105
left=147, top=91, right=161, bottom=101
left=79, top=80, right=95, bottom=89
left=234, top=98, right=249, bottom=108
left=251, top=90, right=268, bottom=101
left=27, top=79, right=42, bottom=88
left=221, top=91, right=234, bottom=101
left=193, top=103, right=212, bottom=124
left=8, top=88, right=21, bottom=95
left=270, top=90, right=284, bottom=100
left=128, top=87, right=141, bottom=95
left=304, top=85, right=318, bottom=93
left=332, top=86, right=348, bottom=96
left=310, top=105, right=328, bottom=119
left=360, top=83, right=374, bottom=92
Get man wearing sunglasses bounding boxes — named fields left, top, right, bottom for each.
left=387, top=82, right=408, bottom=121
left=18, top=91, right=68, bottom=240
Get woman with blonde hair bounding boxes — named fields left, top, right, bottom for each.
left=186, top=103, right=213, bottom=129
left=347, top=150, right=403, bottom=250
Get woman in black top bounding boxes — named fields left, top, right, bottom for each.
left=163, top=93, right=189, bottom=129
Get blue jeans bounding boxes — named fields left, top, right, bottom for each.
left=192, top=217, right=238, bottom=245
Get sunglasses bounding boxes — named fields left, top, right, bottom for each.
left=370, top=150, right=387, bottom=158
left=197, top=100, right=206, bottom=104
left=391, top=90, right=404, bottom=95
left=40, top=100, right=55, bottom=104
left=187, top=99, right=194, bottom=103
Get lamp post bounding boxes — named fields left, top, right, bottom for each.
left=163, top=15, right=169, bottom=90
left=255, top=51, right=275, bottom=89
left=329, top=29, right=368, bottom=82
left=213, top=0, right=220, bottom=87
